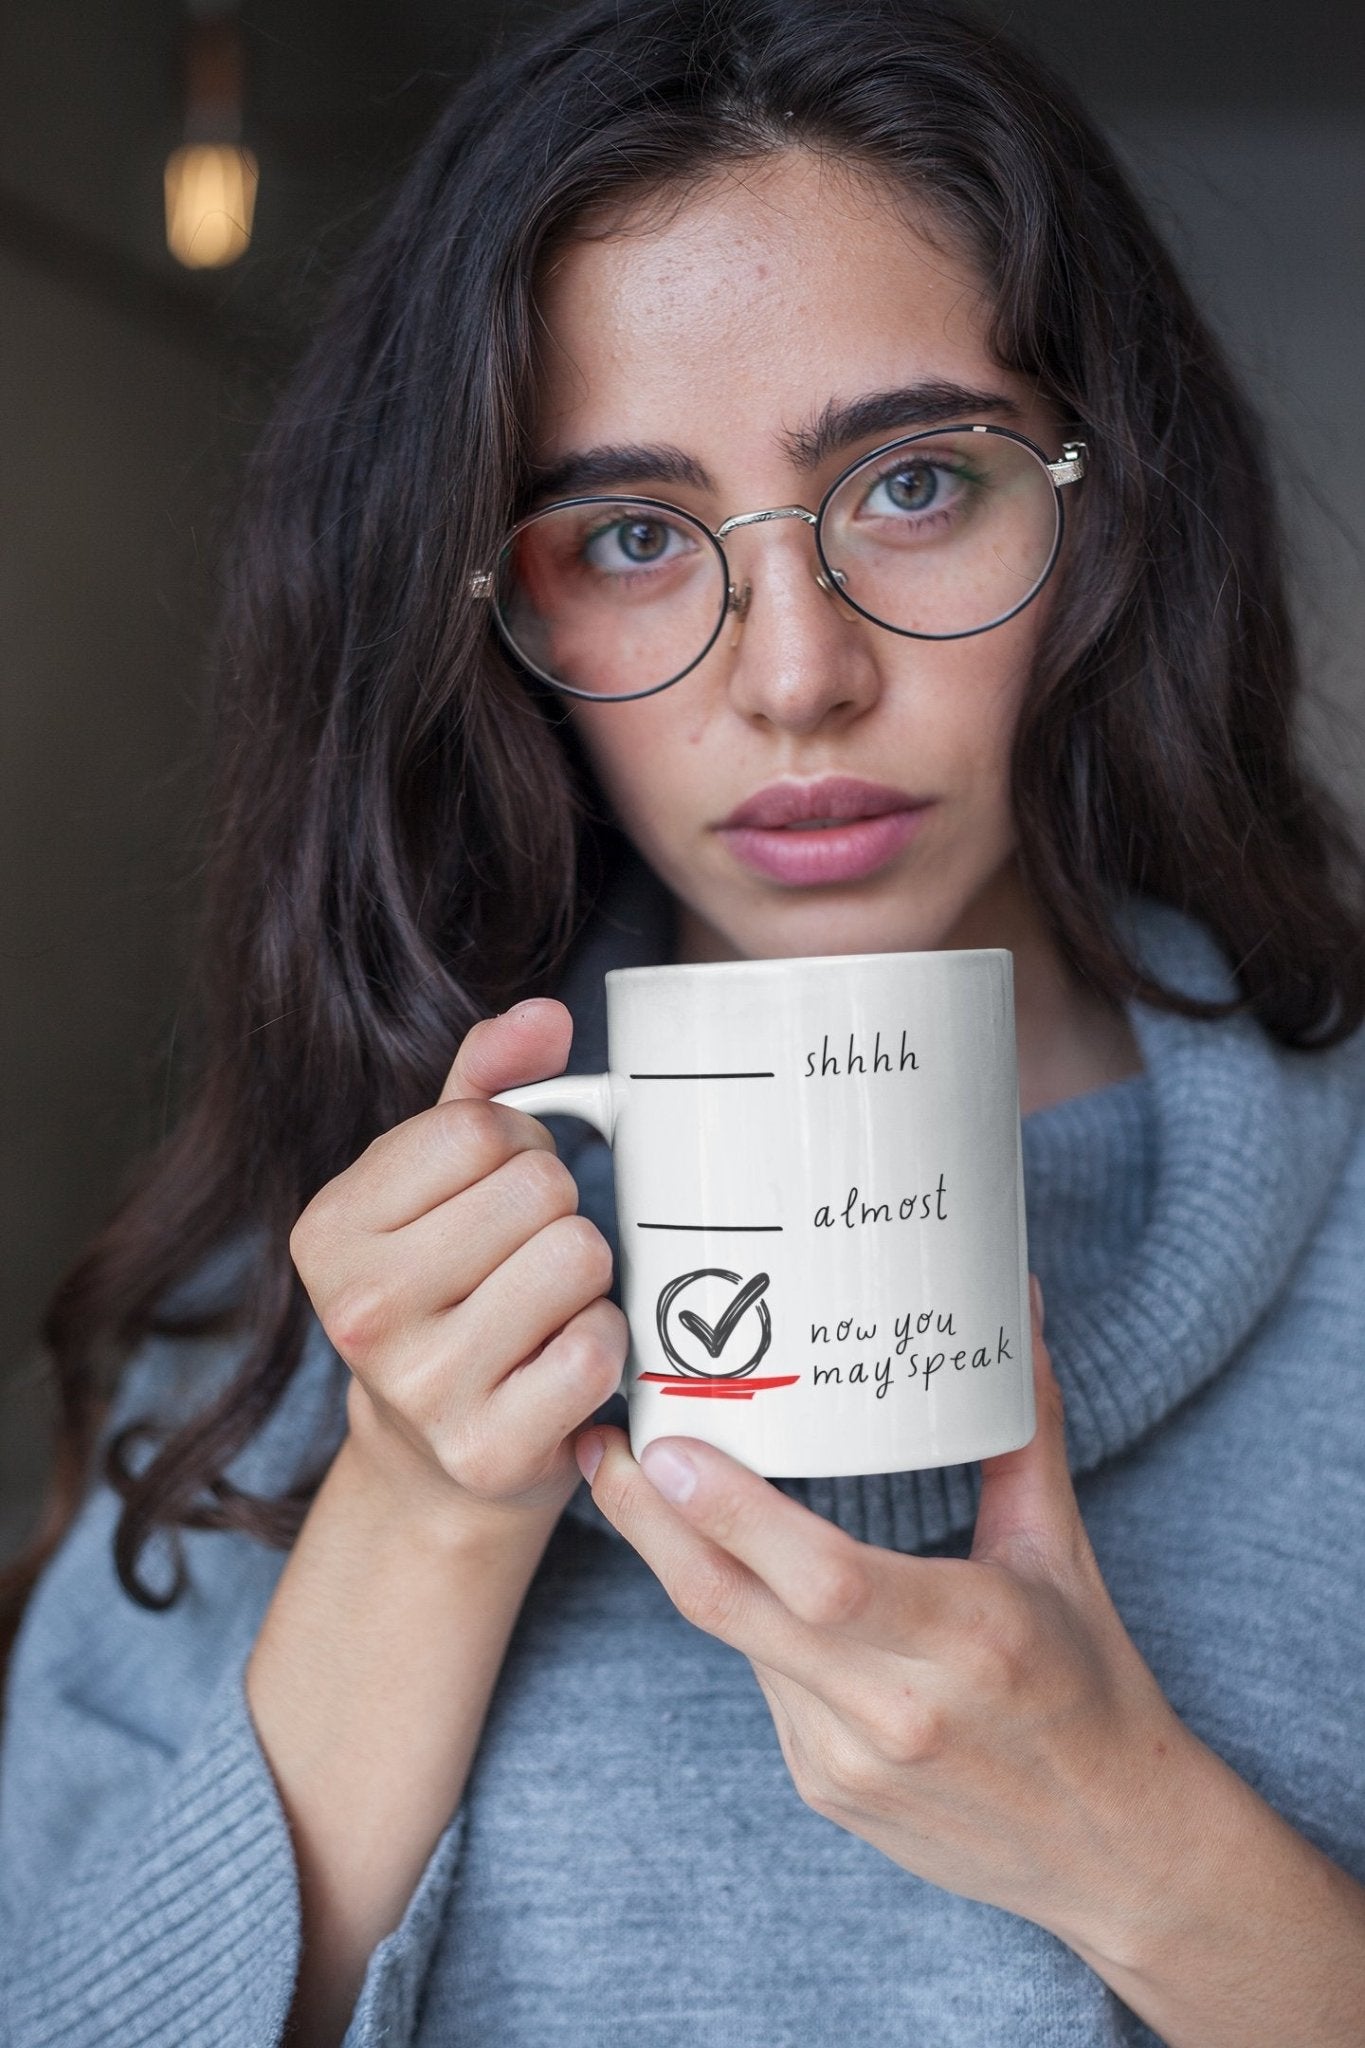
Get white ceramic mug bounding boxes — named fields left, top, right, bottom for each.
left=491, top=950, right=1034, bottom=1478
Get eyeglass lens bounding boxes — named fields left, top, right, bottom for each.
left=494, top=430, right=1061, bottom=698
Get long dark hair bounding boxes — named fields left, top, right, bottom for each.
left=5, top=0, right=1364, bottom=1676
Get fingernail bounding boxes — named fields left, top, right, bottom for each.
left=1029, top=1273, right=1045, bottom=1330
left=641, top=1443, right=697, bottom=1504
left=576, top=1431, right=604, bottom=1483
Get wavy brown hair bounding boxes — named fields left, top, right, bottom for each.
left=5, top=0, right=1364, bottom=1683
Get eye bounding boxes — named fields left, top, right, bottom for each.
left=862, top=459, right=964, bottom=518
left=582, top=512, right=694, bottom=573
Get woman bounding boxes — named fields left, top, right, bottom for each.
left=3, top=0, right=1364, bottom=2043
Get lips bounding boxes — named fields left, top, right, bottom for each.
left=715, top=775, right=933, bottom=885
left=718, top=775, right=926, bottom=830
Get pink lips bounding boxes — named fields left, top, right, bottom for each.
left=716, top=774, right=932, bottom=885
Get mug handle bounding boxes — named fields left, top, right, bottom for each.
left=488, top=1072, right=620, bottom=1142
left=489, top=1071, right=628, bottom=1399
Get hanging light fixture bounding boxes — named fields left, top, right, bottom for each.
left=164, top=1, right=257, bottom=269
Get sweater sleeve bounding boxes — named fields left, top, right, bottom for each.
left=1, top=1311, right=468, bottom=2048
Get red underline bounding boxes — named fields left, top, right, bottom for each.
left=637, top=1372, right=800, bottom=1398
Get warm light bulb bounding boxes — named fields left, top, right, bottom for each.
left=164, top=142, right=258, bottom=268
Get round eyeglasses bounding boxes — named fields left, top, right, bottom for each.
left=469, top=423, right=1087, bottom=702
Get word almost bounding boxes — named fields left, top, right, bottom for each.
left=813, top=1176, right=948, bottom=1229
left=803, top=1029, right=919, bottom=1077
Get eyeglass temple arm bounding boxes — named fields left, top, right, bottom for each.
left=1047, top=439, right=1087, bottom=487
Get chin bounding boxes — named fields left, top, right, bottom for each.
left=672, top=835, right=1003, bottom=963
left=722, top=899, right=951, bottom=964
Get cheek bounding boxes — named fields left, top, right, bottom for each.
left=979, top=678, right=1033, bottom=819
left=889, top=627, right=1033, bottom=779
left=564, top=702, right=688, bottom=827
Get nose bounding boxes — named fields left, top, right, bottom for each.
left=717, top=518, right=882, bottom=733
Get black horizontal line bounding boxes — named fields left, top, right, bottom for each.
left=627, top=1071, right=776, bottom=1080
left=636, top=1222, right=784, bottom=1231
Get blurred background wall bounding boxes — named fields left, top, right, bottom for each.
left=2, top=0, right=1362, bottom=1561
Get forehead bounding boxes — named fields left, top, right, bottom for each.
left=530, top=150, right=1022, bottom=460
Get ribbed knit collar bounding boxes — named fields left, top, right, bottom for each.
left=551, top=849, right=1365, bottom=1555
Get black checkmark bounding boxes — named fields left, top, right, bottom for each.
left=677, top=1272, right=771, bottom=1358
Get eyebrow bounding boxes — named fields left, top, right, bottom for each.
left=527, top=380, right=1024, bottom=501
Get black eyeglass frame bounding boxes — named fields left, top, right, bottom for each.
left=469, top=422, right=1088, bottom=704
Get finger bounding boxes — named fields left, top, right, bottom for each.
left=971, top=1275, right=1084, bottom=1570
left=641, top=1434, right=962, bottom=1645
left=439, top=998, right=573, bottom=1103
left=385, top=1141, right=582, bottom=1306
left=581, top=1425, right=957, bottom=1662
left=485, top=1294, right=630, bottom=1445
left=581, top=1427, right=890, bottom=1700
left=349, top=1095, right=560, bottom=1236
left=419, top=1209, right=612, bottom=1387
left=361, top=995, right=570, bottom=1229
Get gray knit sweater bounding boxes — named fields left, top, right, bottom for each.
left=5, top=855, right=1365, bottom=2047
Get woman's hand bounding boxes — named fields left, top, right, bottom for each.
left=289, top=997, right=629, bottom=1531
left=574, top=1279, right=1202, bottom=1958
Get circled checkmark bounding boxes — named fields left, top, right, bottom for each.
left=677, top=1271, right=771, bottom=1359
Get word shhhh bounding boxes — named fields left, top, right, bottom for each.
left=803, top=1029, right=919, bottom=1077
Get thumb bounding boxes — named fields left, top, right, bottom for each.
left=438, top=997, right=574, bottom=1104
left=970, top=1276, right=1081, bottom=1570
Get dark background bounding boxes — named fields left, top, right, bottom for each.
left=3, top=1, right=1363, bottom=1560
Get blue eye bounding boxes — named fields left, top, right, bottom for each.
left=864, top=460, right=964, bottom=518
left=583, top=514, right=691, bottom=573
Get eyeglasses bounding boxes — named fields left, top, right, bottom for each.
left=469, top=423, right=1087, bottom=702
